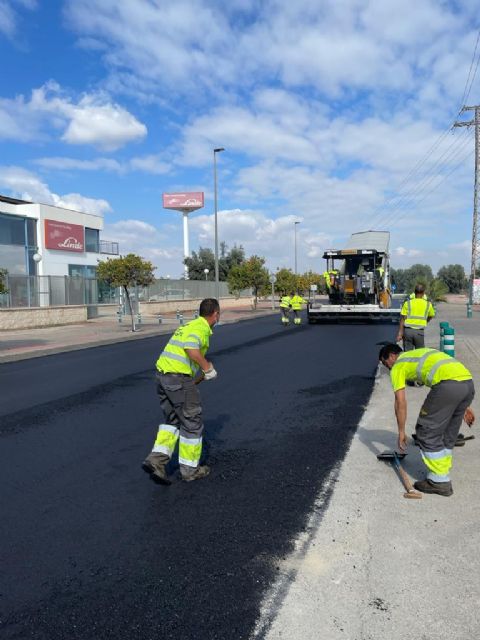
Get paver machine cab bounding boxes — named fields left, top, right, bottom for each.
left=307, top=231, right=401, bottom=323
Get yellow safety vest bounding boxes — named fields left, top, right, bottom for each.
left=390, top=348, right=472, bottom=392
left=157, top=316, right=212, bottom=376
left=400, top=297, right=435, bottom=329
left=290, top=295, right=306, bottom=310
left=280, top=296, right=291, bottom=309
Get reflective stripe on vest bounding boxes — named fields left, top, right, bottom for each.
left=157, top=317, right=211, bottom=375
left=404, top=298, right=431, bottom=328
left=396, top=349, right=462, bottom=385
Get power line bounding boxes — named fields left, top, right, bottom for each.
left=368, top=128, right=473, bottom=229
left=382, top=141, right=474, bottom=231
left=459, top=29, right=480, bottom=111
left=359, top=27, right=480, bottom=230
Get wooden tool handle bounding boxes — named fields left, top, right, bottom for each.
left=394, top=454, right=422, bottom=499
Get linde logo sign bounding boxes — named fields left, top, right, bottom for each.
left=59, top=237, right=83, bottom=250
left=45, top=220, right=85, bottom=253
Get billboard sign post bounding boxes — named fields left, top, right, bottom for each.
left=163, top=192, right=204, bottom=279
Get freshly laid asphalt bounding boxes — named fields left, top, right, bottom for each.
left=0, top=313, right=397, bottom=640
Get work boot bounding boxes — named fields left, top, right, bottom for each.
left=142, top=460, right=171, bottom=485
left=414, top=479, right=453, bottom=497
left=182, top=465, right=211, bottom=482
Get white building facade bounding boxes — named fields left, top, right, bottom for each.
left=0, top=194, right=118, bottom=278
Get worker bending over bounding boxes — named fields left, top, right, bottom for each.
left=142, top=298, right=220, bottom=485
left=396, top=283, right=435, bottom=351
left=379, top=343, right=475, bottom=497
left=290, top=292, right=307, bottom=325
left=279, top=293, right=292, bottom=324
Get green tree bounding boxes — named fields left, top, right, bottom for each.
left=184, top=247, right=215, bottom=280
left=297, top=270, right=324, bottom=295
left=390, top=268, right=408, bottom=293
left=184, top=244, right=245, bottom=281
left=0, top=268, right=8, bottom=295
left=275, top=268, right=297, bottom=294
left=437, top=264, right=467, bottom=293
left=404, top=264, right=434, bottom=292
left=392, top=264, right=434, bottom=293
left=428, top=278, right=449, bottom=303
left=97, top=254, right=155, bottom=332
left=227, top=255, right=269, bottom=308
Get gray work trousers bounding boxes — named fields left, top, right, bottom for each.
left=403, top=326, right=425, bottom=351
left=147, top=372, right=204, bottom=478
left=416, top=380, right=475, bottom=451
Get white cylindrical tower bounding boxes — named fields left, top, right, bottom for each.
left=162, top=192, right=205, bottom=280
left=182, top=211, right=190, bottom=280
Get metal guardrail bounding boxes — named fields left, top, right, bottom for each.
left=100, top=240, right=120, bottom=255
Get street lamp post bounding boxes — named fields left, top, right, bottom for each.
left=294, top=221, right=300, bottom=275
left=204, top=268, right=209, bottom=281
left=213, top=147, right=225, bottom=301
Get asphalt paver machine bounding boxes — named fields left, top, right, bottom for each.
left=307, top=230, right=401, bottom=323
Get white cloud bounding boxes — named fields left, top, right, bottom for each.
left=0, top=2, right=15, bottom=37
left=0, top=166, right=111, bottom=215
left=0, top=81, right=147, bottom=150
left=102, top=219, right=183, bottom=272
left=0, top=0, right=37, bottom=38
left=394, top=246, right=422, bottom=258
left=129, top=154, right=171, bottom=175
left=34, top=156, right=125, bottom=173
left=64, top=0, right=474, bottom=113
left=34, top=153, right=172, bottom=175
left=189, top=208, right=332, bottom=271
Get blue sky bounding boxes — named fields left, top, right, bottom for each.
left=0, top=0, right=479, bottom=276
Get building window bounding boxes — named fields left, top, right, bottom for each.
left=0, top=213, right=26, bottom=245
left=68, top=264, right=97, bottom=278
left=85, top=228, right=99, bottom=253
left=0, top=213, right=38, bottom=275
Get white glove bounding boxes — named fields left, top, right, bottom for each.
left=202, top=366, right=217, bottom=380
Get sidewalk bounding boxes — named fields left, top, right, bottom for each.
left=258, top=300, right=480, bottom=640
left=0, top=302, right=277, bottom=364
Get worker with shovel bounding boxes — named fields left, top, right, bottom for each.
left=142, top=298, right=220, bottom=485
left=379, top=343, right=475, bottom=497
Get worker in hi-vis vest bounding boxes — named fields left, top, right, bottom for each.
left=142, top=298, right=220, bottom=485
left=279, top=293, right=292, bottom=324
left=290, top=292, right=307, bottom=325
left=379, top=343, right=475, bottom=497
left=396, top=283, right=435, bottom=351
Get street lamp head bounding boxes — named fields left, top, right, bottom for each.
left=214, top=147, right=225, bottom=153
left=204, top=268, right=209, bottom=274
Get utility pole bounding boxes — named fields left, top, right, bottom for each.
left=454, top=105, right=480, bottom=317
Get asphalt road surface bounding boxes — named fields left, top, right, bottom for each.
left=0, top=314, right=397, bottom=639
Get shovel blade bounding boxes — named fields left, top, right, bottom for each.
left=377, top=452, right=407, bottom=460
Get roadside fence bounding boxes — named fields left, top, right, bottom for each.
left=0, top=275, right=250, bottom=309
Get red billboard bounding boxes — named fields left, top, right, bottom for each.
left=44, top=219, right=85, bottom=252
left=163, top=192, right=204, bottom=211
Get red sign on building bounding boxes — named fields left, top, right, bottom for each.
left=44, top=219, right=85, bottom=252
